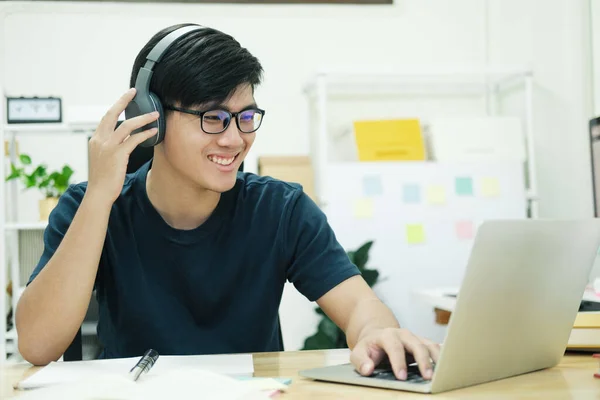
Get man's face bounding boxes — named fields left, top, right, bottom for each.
left=159, top=84, right=258, bottom=193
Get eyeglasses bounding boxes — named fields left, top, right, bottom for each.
left=164, top=105, right=265, bottom=134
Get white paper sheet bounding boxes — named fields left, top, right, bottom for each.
left=16, top=354, right=254, bottom=390
left=14, top=368, right=270, bottom=400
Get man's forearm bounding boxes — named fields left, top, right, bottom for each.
left=345, top=297, right=400, bottom=349
left=15, top=192, right=112, bottom=365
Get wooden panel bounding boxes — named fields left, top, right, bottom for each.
left=3, top=350, right=600, bottom=399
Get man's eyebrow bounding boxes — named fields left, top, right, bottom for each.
left=207, top=102, right=258, bottom=112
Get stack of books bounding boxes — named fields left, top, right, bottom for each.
left=568, top=312, right=600, bottom=351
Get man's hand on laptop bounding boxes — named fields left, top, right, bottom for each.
left=349, top=327, right=440, bottom=381
left=315, top=276, right=440, bottom=381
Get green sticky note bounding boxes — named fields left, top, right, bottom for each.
left=455, top=177, right=473, bottom=196
left=406, top=224, right=425, bottom=244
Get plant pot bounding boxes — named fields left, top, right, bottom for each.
left=39, top=197, right=59, bottom=221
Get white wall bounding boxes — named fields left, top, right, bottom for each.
left=0, top=0, right=595, bottom=351
left=592, top=0, right=600, bottom=116
left=489, top=0, right=594, bottom=219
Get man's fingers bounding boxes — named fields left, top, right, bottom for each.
left=400, top=332, right=434, bottom=380
left=376, top=330, right=408, bottom=380
left=421, top=337, right=442, bottom=364
left=113, top=111, right=160, bottom=144
left=123, top=127, right=158, bottom=153
left=350, top=342, right=375, bottom=376
left=98, top=88, right=137, bottom=133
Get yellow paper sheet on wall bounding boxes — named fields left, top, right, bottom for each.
left=353, top=119, right=425, bottom=161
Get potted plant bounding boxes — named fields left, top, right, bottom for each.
left=5, top=153, right=74, bottom=221
left=302, top=240, right=381, bottom=350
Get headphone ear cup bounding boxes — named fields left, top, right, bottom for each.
left=149, top=92, right=166, bottom=145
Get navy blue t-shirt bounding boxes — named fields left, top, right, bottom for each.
left=29, top=160, right=360, bottom=358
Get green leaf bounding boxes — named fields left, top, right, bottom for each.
left=361, top=269, right=380, bottom=287
left=24, top=175, right=36, bottom=188
left=19, top=154, right=32, bottom=165
left=353, top=241, right=373, bottom=270
left=347, top=250, right=355, bottom=265
left=302, top=330, right=336, bottom=350
left=5, top=164, right=22, bottom=181
left=319, top=317, right=341, bottom=343
left=62, top=165, right=74, bottom=178
left=38, top=177, right=50, bottom=188
left=52, top=165, right=74, bottom=194
left=315, top=307, right=326, bottom=316
left=336, top=331, right=348, bottom=348
left=33, top=165, right=48, bottom=178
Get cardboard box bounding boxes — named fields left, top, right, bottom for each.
left=258, top=156, right=316, bottom=201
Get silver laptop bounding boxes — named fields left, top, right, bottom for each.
left=299, top=219, right=600, bottom=394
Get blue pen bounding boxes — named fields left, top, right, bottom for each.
left=129, top=349, right=160, bottom=381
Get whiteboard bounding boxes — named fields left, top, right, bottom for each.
left=321, top=161, right=527, bottom=343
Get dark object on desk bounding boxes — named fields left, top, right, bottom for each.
left=129, top=349, right=159, bottom=381
left=579, top=301, right=600, bottom=312
left=367, top=363, right=433, bottom=385
left=590, top=116, right=600, bottom=217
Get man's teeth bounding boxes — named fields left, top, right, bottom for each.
left=208, top=155, right=235, bottom=166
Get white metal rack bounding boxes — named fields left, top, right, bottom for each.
left=303, top=65, right=537, bottom=218
left=0, top=122, right=96, bottom=362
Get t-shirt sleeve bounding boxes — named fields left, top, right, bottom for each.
left=27, top=184, right=86, bottom=285
left=283, top=189, right=360, bottom=302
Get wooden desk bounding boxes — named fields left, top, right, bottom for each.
left=2, top=349, right=598, bottom=399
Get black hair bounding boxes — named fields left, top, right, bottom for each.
left=130, top=23, right=264, bottom=110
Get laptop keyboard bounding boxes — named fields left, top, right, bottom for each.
left=367, top=363, right=433, bottom=384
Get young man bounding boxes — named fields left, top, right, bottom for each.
left=15, top=23, right=440, bottom=381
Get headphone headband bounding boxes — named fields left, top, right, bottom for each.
left=145, top=25, right=205, bottom=66
left=135, top=25, right=205, bottom=91
left=126, top=24, right=205, bottom=147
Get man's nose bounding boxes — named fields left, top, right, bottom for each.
left=217, top=119, right=244, bottom=147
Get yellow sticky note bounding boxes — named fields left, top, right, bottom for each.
left=406, top=224, right=425, bottom=244
left=353, top=198, right=374, bottom=219
left=353, top=119, right=425, bottom=161
left=426, top=185, right=446, bottom=205
left=481, top=177, right=500, bottom=197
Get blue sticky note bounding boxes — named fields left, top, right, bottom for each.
left=402, top=183, right=421, bottom=203
left=363, top=175, right=383, bottom=196
left=455, top=177, right=473, bottom=196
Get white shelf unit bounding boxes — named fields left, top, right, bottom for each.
left=0, top=122, right=96, bottom=362
left=303, top=66, right=537, bottom=218
left=5, top=222, right=48, bottom=231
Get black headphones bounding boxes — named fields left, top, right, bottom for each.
left=125, top=24, right=205, bottom=147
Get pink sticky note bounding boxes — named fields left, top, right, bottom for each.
left=456, top=221, right=474, bottom=240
